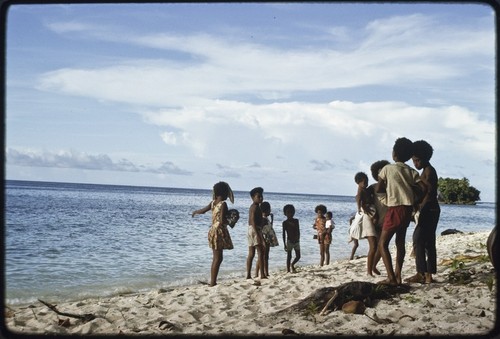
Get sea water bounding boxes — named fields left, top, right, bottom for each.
left=4, top=180, right=496, bottom=305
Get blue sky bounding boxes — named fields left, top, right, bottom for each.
left=5, top=2, right=496, bottom=201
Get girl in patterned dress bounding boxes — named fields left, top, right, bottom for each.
left=256, top=201, right=279, bottom=277
left=192, top=182, right=235, bottom=286
left=313, top=204, right=330, bottom=266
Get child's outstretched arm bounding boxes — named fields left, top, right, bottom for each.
left=192, top=203, right=211, bottom=217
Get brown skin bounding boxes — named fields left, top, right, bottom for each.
left=282, top=209, right=301, bottom=273
left=246, top=192, right=266, bottom=279
left=314, top=210, right=328, bottom=266
left=375, top=151, right=427, bottom=286
left=255, top=211, right=273, bottom=277
left=412, top=156, right=438, bottom=208
left=356, top=179, right=379, bottom=276
left=410, top=155, right=439, bottom=284
left=192, top=195, right=228, bottom=287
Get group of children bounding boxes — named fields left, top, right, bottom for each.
left=348, top=137, right=440, bottom=286
left=192, top=185, right=302, bottom=286
left=192, top=137, right=440, bottom=287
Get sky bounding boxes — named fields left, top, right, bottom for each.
left=4, top=2, right=497, bottom=201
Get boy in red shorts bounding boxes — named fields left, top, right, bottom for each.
left=376, top=137, right=426, bottom=286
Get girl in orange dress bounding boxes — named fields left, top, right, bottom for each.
left=192, top=182, right=235, bottom=286
left=313, top=204, right=330, bottom=266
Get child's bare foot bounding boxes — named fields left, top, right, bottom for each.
left=405, top=273, right=424, bottom=284
left=377, top=278, right=398, bottom=286
left=246, top=275, right=252, bottom=279
left=373, top=267, right=381, bottom=275
left=424, top=273, right=433, bottom=284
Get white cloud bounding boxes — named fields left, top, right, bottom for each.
left=6, top=148, right=192, bottom=176
left=145, top=100, right=494, bottom=163
left=36, top=13, right=493, bottom=108
left=8, top=9, right=495, bottom=200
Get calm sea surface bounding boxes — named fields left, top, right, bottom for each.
left=4, top=180, right=496, bottom=305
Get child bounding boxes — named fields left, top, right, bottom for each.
left=368, top=159, right=391, bottom=275
left=282, top=204, right=301, bottom=273
left=405, top=140, right=440, bottom=284
left=325, top=211, right=335, bottom=243
left=355, top=172, right=378, bottom=226
left=255, top=201, right=279, bottom=277
left=313, top=204, right=330, bottom=266
left=191, top=181, right=235, bottom=286
left=246, top=187, right=266, bottom=280
left=324, top=211, right=335, bottom=264
left=376, top=137, right=426, bottom=286
left=354, top=172, right=379, bottom=276
left=348, top=213, right=360, bottom=260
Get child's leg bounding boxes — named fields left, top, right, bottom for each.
left=372, top=245, right=381, bottom=275
left=286, top=250, right=292, bottom=272
left=366, top=236, right=377, bottom=276
left=394, top=225, right=409, bottom=284
left=265, top=245, right=270, bottom=276
left=377, top=228, right=397, bottom=285
left=287, top=250, right=292, bottom=272
left=292, top=248, right=301, bottom=272
left=257, top=243, right=267, bottom=279
left=246, top=246, right=256, bottom=279
left=350, top=239, right=358, bottom=260
left=319, top=242, right=325, bottom=266
left=211, top=248, right=223, bottom=286
left=325, top=244, right=330, bottom=265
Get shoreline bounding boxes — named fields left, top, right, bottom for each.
left=4, top=231, right=498, bottom=336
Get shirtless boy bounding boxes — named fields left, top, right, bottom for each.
left=406, top=140, right=440, bottom=284
left=282, top=204, right=301, bottom=273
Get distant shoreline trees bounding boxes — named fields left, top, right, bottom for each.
left=437, top=177, right=481, bottom=205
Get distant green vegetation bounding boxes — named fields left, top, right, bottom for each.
left=437, top=177, right=480, bottom=204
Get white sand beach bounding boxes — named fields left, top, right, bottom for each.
left=4, top=231, right=498, bottom=336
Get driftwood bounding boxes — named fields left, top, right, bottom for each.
left=38, top=299, right=96, bottom=323
left=275, top=281, right=411, bottom=316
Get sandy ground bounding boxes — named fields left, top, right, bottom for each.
left=3, top=231, right=498, bottom=337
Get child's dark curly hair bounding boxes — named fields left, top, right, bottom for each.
left=213, top=182, right=230, bottom=200
left=354, top=172, right=369, bottom=184
left=261, top=201, right=271, bottom=214
left=250, top=187, right=264, bottom=197
left=370, top=160, right=390, bottom=181
left=283, top=204, right=295, bottom=215
left=412, top=140, right=434, bottom=162
left=393, top=137, right=414, bottom=162
left=315, top=204, right=327, bottom=214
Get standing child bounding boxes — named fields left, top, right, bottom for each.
left=255, top=201, right=279, bottom=278
left=325, top=211, right=335, bottom=264
left=282, top=204, right=301, bottom=273
left=354, top=171, right=379, bottom=276
left=348, top=213, right=360, bottom=260
left=405, top=140, right=440, bottom=284
left=191, top=181, right=235, bottom=287
left=246, top=187, right=266, bottom=280
left=313, top=204, right=330, bottom=266
left=369, top=159, right=391, bottom=275
left=376, top=137, right=426, bottom=286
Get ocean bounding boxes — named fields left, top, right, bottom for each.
left=4, top=180, right=496, bottom=305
